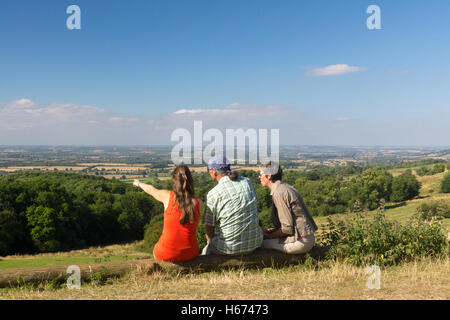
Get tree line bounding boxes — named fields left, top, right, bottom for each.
left=237, top=166, right=422, bottom=216
left=0, top=172, right=162, bottom=256
left=415, top=163, right=445, bottom=176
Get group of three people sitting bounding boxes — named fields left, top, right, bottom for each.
left=133, top=156, right=318, bottom=262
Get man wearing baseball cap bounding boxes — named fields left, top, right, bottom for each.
left=201, top=155, right=263, bottom=255
left=259, top=161, right=318, bottom=254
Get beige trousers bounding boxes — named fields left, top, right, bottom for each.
left=262, top=234, right=315, bottom=254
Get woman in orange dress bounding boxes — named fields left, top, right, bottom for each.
left=133, top=165, right=201, bottom=262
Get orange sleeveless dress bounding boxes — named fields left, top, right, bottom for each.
left=153, top=191, right=201, bottom=262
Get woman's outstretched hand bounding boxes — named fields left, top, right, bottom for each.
left=133, top=179, right=141, bottom=188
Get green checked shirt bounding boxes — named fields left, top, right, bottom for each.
left=203, top=175, right=263, bottom=255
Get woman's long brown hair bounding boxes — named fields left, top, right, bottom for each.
left=172, top=165, right=196, bottom=225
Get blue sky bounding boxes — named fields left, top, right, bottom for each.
left=0, top=0, right=449, bottom=145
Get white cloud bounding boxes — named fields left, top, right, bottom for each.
left=170, top=103, right=293, bottom=123
left=108, top=117, right=123, bottom=122
left=305, top=64, right=366, bottom=77
left=4, top=98, right=36, bottom=109
left=0, top=101, right=107, bottom=130
left=0, top=98, right=150, bottom=144
left=0, top=99, right=139, bottom=132
left=108, top=116, right=139, bottom=123
left=173, top=108, right=237, bottom=116
left=0, top=99, right=299, bottom=144
left=1, top=98, right=445, bottom=146
left=41, top=104, right=106, bottom=120
left=131, top=103, right=299, bottom=142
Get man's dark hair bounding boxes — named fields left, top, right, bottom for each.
left=216, top=167, right=239, bottom=181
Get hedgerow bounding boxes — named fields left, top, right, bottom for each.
left=318, top=212, right=449, bottom=266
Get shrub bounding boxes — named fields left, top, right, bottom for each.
left=254, top=185, right=271, bottom=212
left=115, top=191, right=155, bottom=239
left=416, top=164, right=445, bottom=176
left=26, top=205, right=60, bottom=252
left=417, top=201, right=450, bottom=220
left=318, top=212, right=448, bottom=266
left=430, top=163, right=445, bottom=175
left=390, top=170, right=421, bottom=202
left=258, top=207, right=272, bottom=229
left=295, top=178, right=350, bottom=216
left=441, top=173, right=450, bottom=193
left=142, top=214, right=164, bottom=251
left=416, top=167, right=430, bottom=176
left=349, top=168, right=393, bottom=210
left=196, top=220, right=207, bottom=251
left=0, top=209, right=25, bottom=256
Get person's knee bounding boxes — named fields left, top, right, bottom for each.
left=263, top=239, right=286, bottom=254
left=284, top=241, right=314, bottom=254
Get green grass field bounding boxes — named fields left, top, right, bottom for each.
left=0, top=242, right=150, bottom=270
left=386, top=163, right=446, bottom=177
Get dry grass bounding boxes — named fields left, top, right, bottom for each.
left=0, top=164, right=152, bottom=173
left=416, top=170, right=448, bottom=197
left=89, top=166, right=150, bottom=171
left=76, top=163, right=153, bottom=167
left=1, top=257, right=448, bottom=300
left=0, top=166, right=88, bottom=172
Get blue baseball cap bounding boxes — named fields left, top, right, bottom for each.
left=207, top=155, right=231, bottom=173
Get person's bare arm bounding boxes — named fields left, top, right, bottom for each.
left=133, top=180, right=170, bottom=209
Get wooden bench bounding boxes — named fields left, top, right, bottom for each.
left=0, top=246, right=330, bottom=288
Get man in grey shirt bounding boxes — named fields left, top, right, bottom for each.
left=259, top=161, right=318, bottom=254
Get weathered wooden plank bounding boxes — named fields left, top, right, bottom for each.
left=0, top=246, right=330, bottom=288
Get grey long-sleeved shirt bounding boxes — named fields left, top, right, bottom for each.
left=270, top=180, right=318, bottom=243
